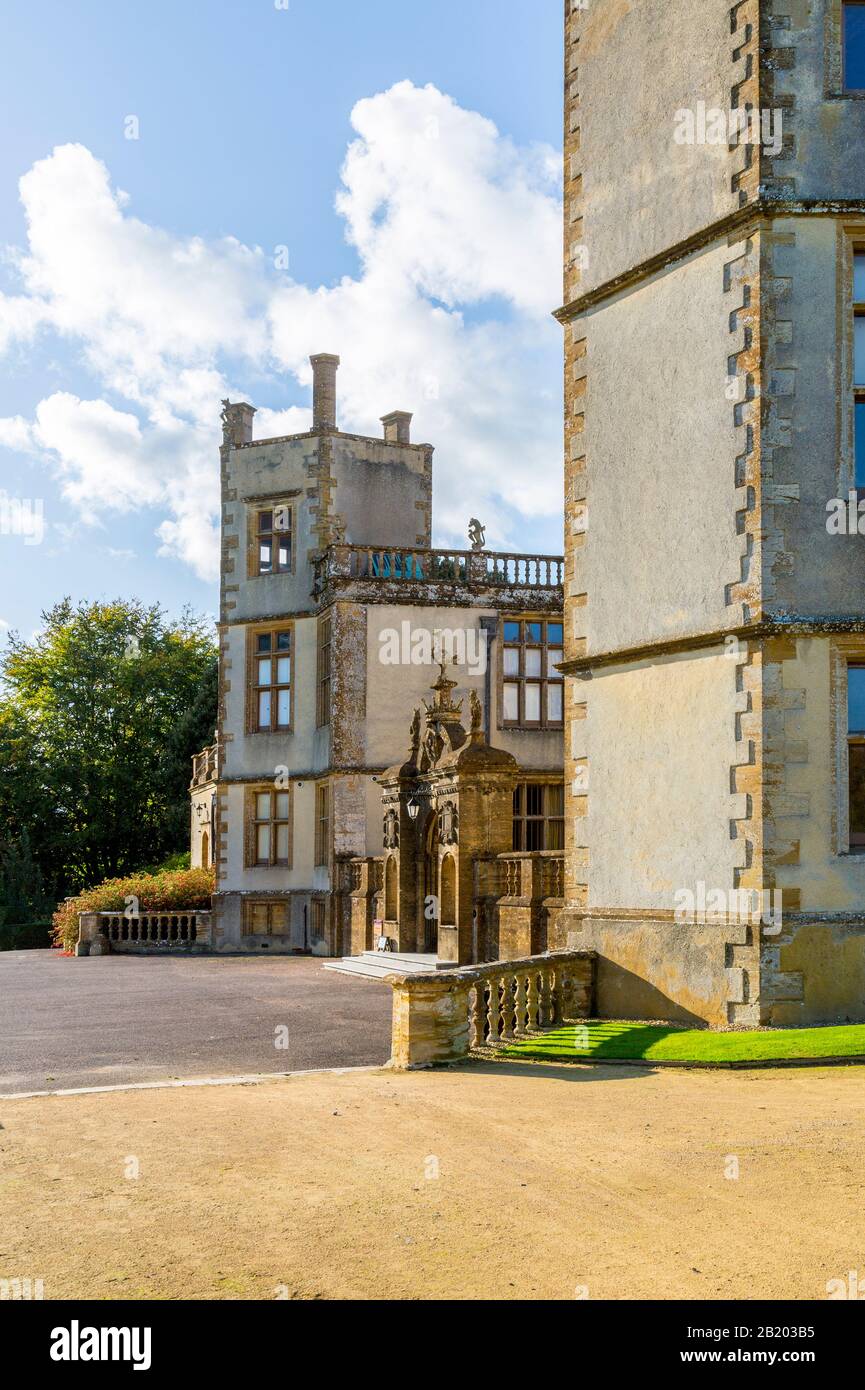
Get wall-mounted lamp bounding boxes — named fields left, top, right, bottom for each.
left=407, top=796, right=420, bottom=822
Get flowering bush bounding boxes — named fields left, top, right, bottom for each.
left=52, top=867, right=214, bottom=952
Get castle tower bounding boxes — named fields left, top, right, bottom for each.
left=559, top=1, right=865, bottom=1025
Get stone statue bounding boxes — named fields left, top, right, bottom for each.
left=221, top=399, right=238, bottom=446
left=470, top=689, right=483, bottom=736
left=409, top=708, right=421, bottom=759
left=383, top=808, right=399, bottom=850
left=438, top=800, right=459, bottom=846
left=468, top=518, right=486, bottom=551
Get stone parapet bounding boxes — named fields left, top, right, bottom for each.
left=387, top=949, right=596, bottom=1070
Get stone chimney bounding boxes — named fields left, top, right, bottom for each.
left=381, top=411, right=412, bottom=445
left=221, top=401, right=256, bottom=448
left=310, top=353, right=340, bottom=431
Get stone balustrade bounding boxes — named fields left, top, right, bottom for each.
left=191, top=741, right=219, bottom=788
left=313, top=544, right=564, bottom=605
left=476, top=851, right=566, bottom=961
left=387, top=949, right=596, bottom=1070
left=76, top=910, right=213, bottom=954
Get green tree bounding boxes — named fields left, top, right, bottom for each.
left=0, top=598, right=217, bottom=896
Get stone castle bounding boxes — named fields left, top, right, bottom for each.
left=189, top=0, right=865, bottom=1028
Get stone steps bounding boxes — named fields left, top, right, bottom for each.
left=323, top=951, right=446, bottom=981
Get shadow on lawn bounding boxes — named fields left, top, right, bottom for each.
left=502, top=1021, right=693, bottom=1063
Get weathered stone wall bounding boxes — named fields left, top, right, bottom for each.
left=576, top=241, right=745, bottom=654
left=560, top=0, right=865, bottom=1025
left=581, top=649, right=743, bottom=910
left=763, top=917, right=865, bottom=1025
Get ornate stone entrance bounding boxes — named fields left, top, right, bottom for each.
left=378, top=663, right=518, bottom=966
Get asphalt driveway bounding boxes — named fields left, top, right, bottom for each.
left=0, top=950, right=392, bottom=1095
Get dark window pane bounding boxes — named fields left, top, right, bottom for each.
left=548, top=784, right=565, bottom=816
left=849, top=667, right=865, bottom=733
left=547, top=819, right=564, bottom=851
left=547, top=623, right=564, bottom=644
left=258, top=511, right=273, bottom=534
left=277, top=632, right=291, bottom=651
left=526, top=784, right=543, bottom=816
left=257, top=634, right=272, bottom=652
left=526, top=820, right=543, bottom=852
left=845, top=4, right=865, bottom=89
left=856, top=401, right=865, bottom=488
left=850, top=743, right=865, bottom=841
left=503, top=621, right=521, bottom=642
left=855, top=253, right=865, bottom=302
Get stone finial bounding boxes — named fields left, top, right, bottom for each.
left=423, top=660, right=462, bottom=723
left=221, top=400, right=256, bottom=448
left=310, top=353, right=340, bottom=431
left=468, top=518, right=486, bottom=551
left=381, top=411, right=412, bottom=445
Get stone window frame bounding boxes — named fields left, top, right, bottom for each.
left=314, top=781, right=331, bottom=868
left=244, top=784, right=293, bottom=870
left=853, top=236, right=865, bottom=488
left=837, top=221, right=865, bottom=496
left=512, top=779, right=566, bottom=852
left=498, top=614, right=565, bottom=731
left=830, top=639, right=865, bottom=855
left=241, top=899, right=291, bottom=937
left=316, top=611, right=332, bottom=729
left=245, top=622, right=295, bottom=736
left=244, top=492, right=298, bottom=579
left=827, top=0, right=865, bottom=98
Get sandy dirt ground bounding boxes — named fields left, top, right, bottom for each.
left=2, top=1059, right=864, bottom=1301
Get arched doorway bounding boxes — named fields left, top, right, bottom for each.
left=385, top=855, right=398, bottom=922
left=440, top=855, right=456, bottom=930
left=422, top=812, right=439, bottom=954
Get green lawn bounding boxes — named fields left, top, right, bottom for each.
left=500, top=1020, right=865, bottom=1064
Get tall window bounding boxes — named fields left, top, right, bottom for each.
left=513, top=783, right=565, bottom=851
left=844, top=3, right=865, bottom=90
left=316, top=613, right=332, bottom=728
left=855, top=250, right=865, bottom=488
left=849, top=668, right=865, bottom=849
left=242, top=901, right=289, bottom=936
left=502, top=619, right=564, bottom=728
left=315, top=783, right=330, bottom=867
left=249, top=789, right=292, bottom=867
left=256, top=507, right=292, bottom=576
left=253, top=629, right=292, bottom=731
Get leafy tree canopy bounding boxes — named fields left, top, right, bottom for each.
left=0, top=597, right=217, bottom=909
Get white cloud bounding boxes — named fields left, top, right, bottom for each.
left=0, top=81, right=563, bottom=577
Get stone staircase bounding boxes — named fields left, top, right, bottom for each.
left=323, top=951, right=450, bottom=981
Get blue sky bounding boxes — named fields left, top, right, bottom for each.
left=0, top=0, right=563, bottom=638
